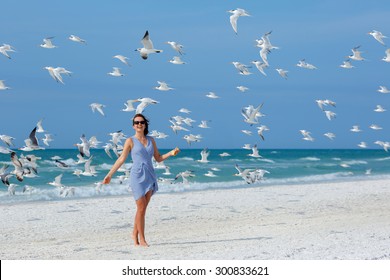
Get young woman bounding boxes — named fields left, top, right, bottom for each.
left=102, top=113, right=180, bottom=246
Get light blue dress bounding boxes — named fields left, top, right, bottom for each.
left=129, top=136, right=158, bottom=200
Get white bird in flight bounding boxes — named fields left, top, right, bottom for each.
left=135, top=97, right=159, bottom=114
left=69, top=35, right=87, bottom=44
left=136, top=30, right=163, bottom=60
left=296, top=59, right=317, bottom=70
left=0, top=44, right=16, bottom=59
left=44, top=66, right=72, bottom=84
left=206, top=92, right=220, bottom=99
left=324, top=132, right=336, bottom=140
left=378, top=86, right=390, bottom=93
left=368, top=30, right=387, bottom=45
left=236, top=86, right=249, bottom=92
left=40, top=37, right=57, bottom=49
left=228, top=8, right=250, bottom=34
left=340, top=59, right=354, bottom=69
left=169, top=56, right=186, bottom=65
left=197, top=148, right=210, bottom=163
left=251, top=60, right=268, bottom=76
left=382, top=48, right=390, bottom=62
left=90, top=103, right=106, bottom=116
left=113, top=55, right=130, bottom=66
left=108, top=67, right=124, bottom=77
left=154, top=81, right=174, bottom=91
left=166, top=41, right=185, bottom=55
left=348, top=46, right=365, bottom=61
left=374, top=105, right=386, bottom=113
left=0, top=80, right=11, bottom=90
left=122, top=100, right=137, bottom=112
left=276, top=68, right=288, bottom=79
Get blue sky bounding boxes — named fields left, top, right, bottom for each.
left=1, top=0, right=389, bottom=149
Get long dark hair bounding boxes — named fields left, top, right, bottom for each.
left=132, top=113, right=149, bottom=135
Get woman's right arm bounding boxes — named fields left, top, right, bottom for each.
left=102, top=138, right=132, bottom=184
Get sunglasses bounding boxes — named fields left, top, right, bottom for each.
left=133, top=120, right=146, bottom=125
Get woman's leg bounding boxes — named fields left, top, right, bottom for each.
left=133, top=190, right=153, bottom=246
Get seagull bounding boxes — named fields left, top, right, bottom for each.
left=206, top=92, right=220, bottom=99
left=374, top=105, right=386, bottom=112
left=219, top=152, right=231, bottom=157
left=237, top=86, right=249, bottom=92
left=255, top=31, right=279, bottom=66
left=154, top=81, right=174, bottom=91
left=166, top=41, right=185, bottom=55
left=42, top=134, right=53, bottom=146
left=169, top=56, right=186, bottom=64
left=76, top=134, right=91, bottom=158
left=197, top=148, right=210, bottom=163
left=256, top=125, right=269, bottom=140
left=20, top=127, right=44, bottom=151
left=90, top=103, right=106, bottom=116
left=296, top=59, right=317, bottom=70
left=358, top=142, right=368, bottom=148
left=368, top=30, right=387, bottom=45
left=179, top=108, right=191, bottom=114
left=242, top=144, right=252, bottom=150
left=40, top=37, right=57, bottom=48
left=175, top=170, right=195, bottom=184
left=340, top=59, right=354, bottom=69
left=300, top=130, right=314, bottom=141
left=10, top=152, right=24, bottom=182
left=122, top=100, right=137, bottom=112
left=162, top=166, right=172, bottom=176
left=183, top=134, right=202, bottom=146
left=350, top=125, right=362, bottom=132
left=232, top=62, right=252, bottom=75
left=0, top=134, right=15, bottom=147
left=204, top=170, right=217, bottom=177
left=0, top=44, right=16, bottom=59
left=348, top=46, right=365, bottom=61
left=113, top=55, right=130, bottom=66
left=251, top=60, right=268, bottom=76
left=241, top=130, right=252, bottom=136
left=136, top=30, right=163, bottom=60
left=48, top=174, right=64, bottom=188
left=69, top=35, right=87, bottom=44
left=242, top=103, right=263, bottom=125
left=44, top=66, right=72, bottom=84
left=377, top=86, right=390, bottom=94
left=248, top=144, right=262, bottom=158
left=324, top=110, right=336, bottom=120
left=324, top=132, right=336, bottom=140
left=0, top=80, right=10, bottom=90
left=228, top=8, right=250, bottom=34
left=374, top=141, right=390, bottom=152
left=370, top=124, right=382, bottom=130
left=169, top=120, right=189, bottom=134
left=276, top=68, right=288, bottom=79
left=36, top=119, right=45, bottom=133
left=135, top=97, right=159, bottom=114
left=382, top=49, right=390, bottom=62
left=108, top=67, right=124, bottom=76
left=198, top=120, right=211, bottom=129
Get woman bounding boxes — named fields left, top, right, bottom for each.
left=102, top=113, right=180, bottom=247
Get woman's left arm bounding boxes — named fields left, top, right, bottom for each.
left=152, top=138, right=180, bottom=162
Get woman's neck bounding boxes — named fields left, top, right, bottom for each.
left=134, top=132, right=146, bottom=139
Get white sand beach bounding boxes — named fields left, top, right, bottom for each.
left=1, top=179, right=390, bottom=260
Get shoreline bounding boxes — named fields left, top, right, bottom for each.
left=1, top=178, right=389, bottom=260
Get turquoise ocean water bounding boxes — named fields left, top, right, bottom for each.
left=1, top=149, right=389, bottom=204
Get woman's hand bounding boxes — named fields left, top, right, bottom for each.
left=102, top=175, right=111, bottom=184
left=171, top=147, right=180, bottom=156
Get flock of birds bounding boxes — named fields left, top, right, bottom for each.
left=1, top=7, right=390, bottom=197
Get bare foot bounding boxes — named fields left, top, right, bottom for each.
left=139, top=240, right=149, bottom=247
left=132, top=232, right=140, bottom=246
